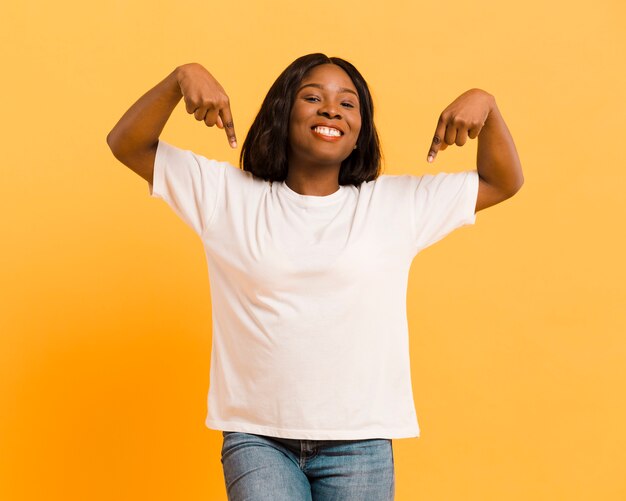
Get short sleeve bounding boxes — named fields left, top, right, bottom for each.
left=149, top=140, right=225, bottom=237
left=411, top=170, right=479, bottom=251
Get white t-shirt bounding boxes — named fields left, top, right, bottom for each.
left=149, top=139, right=479, bottom=440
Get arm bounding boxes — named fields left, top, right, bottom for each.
left=426, top=89, right=524, bottom=212
left=106, top=64, right=237, bottom=185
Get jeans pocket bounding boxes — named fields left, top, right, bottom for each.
left=220, top=432, right=248, bottom=464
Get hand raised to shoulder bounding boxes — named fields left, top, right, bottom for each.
left=426, top=88, right=494, bottom=163
left=176, top=63, right=238, bottom=148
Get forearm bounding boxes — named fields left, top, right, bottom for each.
left=476, top=99, right=524, bottom=197
left=106, top=67, right=183, bottom=159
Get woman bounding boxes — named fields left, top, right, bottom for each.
left=107, top=53, right=523, bottom=501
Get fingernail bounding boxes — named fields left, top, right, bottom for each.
left=231, top=140, right=238, bottom=148
left=427, top=155, right=434, bottom=163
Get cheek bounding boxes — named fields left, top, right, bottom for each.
left=352, top=120, right=362, bottom=141
left=288, top=123, right=304, bottom=145
left=288, top=108, right=308, bottom=137
left=289, top=103, right=307, bottom=124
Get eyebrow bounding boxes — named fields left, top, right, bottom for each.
left=297, top=83, right=359, bottom=98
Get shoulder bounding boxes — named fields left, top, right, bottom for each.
left=376, top=171, right=478, bottom=191
left=158, top=139, right=265, bottom=184
left=359, top=171, right=478, bottom=205
left=360, top=173, right=433, bottom=194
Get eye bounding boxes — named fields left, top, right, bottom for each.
left=341, top=101, right=356, bottom=108
left=303, top=96, right=320, bottom=103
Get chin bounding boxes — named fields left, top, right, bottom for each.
left=290, top=147, right=348, bottom=167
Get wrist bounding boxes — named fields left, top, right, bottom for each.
left=484, top=95, right=500, bottom=127
left=168, top=66, right=185, bottom=98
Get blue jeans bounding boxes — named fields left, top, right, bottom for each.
left=220, top=431, right=395, bottom=501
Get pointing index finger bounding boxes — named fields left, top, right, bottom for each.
left=427, top=120, right=447, bottom=163
left=219, top=105, right=237, bottom=148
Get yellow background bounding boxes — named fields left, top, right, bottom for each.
left=1, top=0, right=625, bottom=500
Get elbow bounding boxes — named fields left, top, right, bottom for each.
left=106, top=131, right=130, bottom=166
left=106, top=130, right=119, bottom=155
left=509, top=173, right=524, bottom=197
left=106, top=130, right=129, bottom=162
left=501, top=160, right=524, bottom=199
left=513, top=169, right=525, bottom=194
left=476, top=164, right=524, bottom=211
left=500, top=173, right=524, bottom=202
left=492, top=172, right=524, bottom=206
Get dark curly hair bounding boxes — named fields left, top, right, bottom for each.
left=240, top=53, right=382, bottom=186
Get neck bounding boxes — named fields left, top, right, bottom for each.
left=285, top=160, right=341, bottom=196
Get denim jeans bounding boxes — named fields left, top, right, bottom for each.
left=220, top=431, right=395, bottom=501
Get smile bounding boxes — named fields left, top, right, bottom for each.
left=312, top=126, right=343, bottom=137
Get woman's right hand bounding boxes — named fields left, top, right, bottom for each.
left=176, top=63, right=237, bottom=148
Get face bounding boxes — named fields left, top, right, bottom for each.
left=288, top=64, right=362, bottom=168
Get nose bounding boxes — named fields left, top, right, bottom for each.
left=318, top=102, right=341, bottom=119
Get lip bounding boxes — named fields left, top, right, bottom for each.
left=311, top=123, right=345, bottom=135
left=310, top=123, right=345, bottom=142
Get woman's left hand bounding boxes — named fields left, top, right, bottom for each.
left=427, top=88, right=495, bottom=163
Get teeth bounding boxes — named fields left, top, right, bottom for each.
left=314, top=126, right=341, bottom=137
